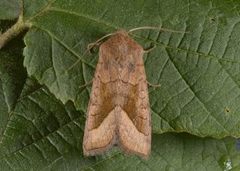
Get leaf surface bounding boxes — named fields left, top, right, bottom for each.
left=20, top=0, right=240, bottom=138
left=1, top=15, right=240, bottom=169
left=0, top=0, right=20, bottom=19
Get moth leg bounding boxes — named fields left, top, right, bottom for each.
left=147, top=81, right=161, bottom=88
left=143, top=44, right=156, bottom=53
left=79, top=80, right=93, bottom=89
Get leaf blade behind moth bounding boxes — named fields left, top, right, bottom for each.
left=22, top=0, right=240, bottom=138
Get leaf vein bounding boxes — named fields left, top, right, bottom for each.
left=165, top=49, right=230, bottom=134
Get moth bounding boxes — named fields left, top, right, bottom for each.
left=83, top=29, right=151, bottom=158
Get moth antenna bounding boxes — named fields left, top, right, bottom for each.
left=128, top=26, right=189, bottom=34
left=143, top=44, right=156, bottom=53
left=88, top=32, right=116, bottom=51
left=79, top=80, right=93, bottom=89
left=66, top=33, right=115, bottom=73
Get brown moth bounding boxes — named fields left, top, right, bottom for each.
left=83, top=30, right=151, bottom=158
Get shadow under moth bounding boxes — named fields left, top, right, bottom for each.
left=83, top=30, right=151, bottom=158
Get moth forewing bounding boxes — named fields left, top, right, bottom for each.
left=83, top=30, right=151, bottom=158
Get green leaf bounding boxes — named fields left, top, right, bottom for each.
left=0, top=78, right=93, bottom=170
left=1, top=100, right=240, bottom=171
left=1, top=23, right=240, bottom=170
left=0, top=79, right=8, bottom=138
left=0, top=0, right=20, bottom=20
left=84, top=134, right=240, bottom=171
left=0, top=75, right=239, bottom=170
left=22, top=0, right=240, bottom=138
left=0, top=24, right=27, bottom=112
left=0, top=19, right=26, bottom=136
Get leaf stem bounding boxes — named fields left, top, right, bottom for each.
left=0, top=16, right=30, bottom=49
